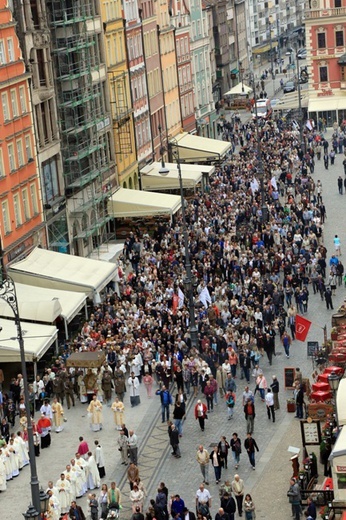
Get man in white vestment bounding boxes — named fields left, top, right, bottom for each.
left=56, top=473, right=71, bottom=514
left=86, top=451, right=101, bottom=490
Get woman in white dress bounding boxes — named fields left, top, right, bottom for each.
left=87, top=395, right=103, bottom=432
left=111, top=397, right=125, bottom=430
left=130, top=483, right=144, bottom=512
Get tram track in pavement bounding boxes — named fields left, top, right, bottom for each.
left=111, top=386, right=196, bottom=516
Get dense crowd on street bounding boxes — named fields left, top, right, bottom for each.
left=0, top=112, right=344, bottom=520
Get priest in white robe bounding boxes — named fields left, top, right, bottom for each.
left=56, top=474, right=71, bottom=514
left=86, top=451, right=101, bottom=490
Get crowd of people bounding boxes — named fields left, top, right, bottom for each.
left=0, top=107, right=341, bottom=520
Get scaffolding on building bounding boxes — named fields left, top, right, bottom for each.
left=108, top=70, right=133, bottom=156
left=47, top=0, right=116, bottom=256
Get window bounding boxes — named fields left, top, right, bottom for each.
left=7, top=38, right=14, bottom=62
left=2, top=201, right=11, bottom=234
left=42, top=157, right=59, bottom=203
left=320, top=66, right=328, bottom=82
left=336, top=30, right=344, bottom=46
left=8, top=143, right=16, bottom=171
left=30, top=183, right=38, bottom=214
left=317, top=33, right=326, bottom=49
left=13, top=193, right=22, bottom=227
left=0, top=148, right=4, bottom=177
left=0, top=40, right=5, bottom=64
left=10, top=89, right=18, bottom=117
left=335, top=0, right=342, bottom=6
left=25, top=135, right=32, bottom=161
left=19, top=86, right=27, bottom=113
left=2, top=92, right=9, bottom=121
left=22, top=188, right=30, bottom=220
left=16, top=139, right=24, bottom=167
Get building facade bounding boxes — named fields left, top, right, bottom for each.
left=305, top=0, right=346, bottom=126
left=47, top=0, right=117, bottom=257
left=0, top=0, right=45, bottom=265
left=124, top=0, right=152, bottom=168
left=140, top=0, right=166, bottom=161
left=190, top=0, right=216, bottom=138
left=157, top=0, right=182, bottom=138
left=101, top=0, right=138, bottom=189
left=12, top=0, right=68, bottom=254
left=170, top=0, right=196, bottom=133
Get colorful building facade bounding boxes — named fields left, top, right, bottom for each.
left=0, top=0, right=45, bottom=265
left=306, top=0, right=346, bottom=126
left=101, top=0, right=138, bottom=189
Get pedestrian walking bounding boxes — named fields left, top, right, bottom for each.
left=324, top=286, right=334, bottom=310
left=231, top=475, right=244, bottom=517
left=196, top=445, right=210, bottom=484
left=287, top=478, right=302, bottom=520
left=334, top=234, right=341, bottom=256
left=243, top=398, right=255, bottom=434
left=128, top=372, right=141, bottom=407
left=210, top=446, right=223, bottom=484
left=270, top=376, right=280, bottom=410
left=196, top=483, right=211, bottom=517
left=265, top=388, right=275, bottom=422
left=218, top=436, right=230, bottom=469
left=225, top=391, right=236, bottom=420
left=128, top=430, right=138, bottom=465
left=230, top=433, right=242, bottom=470
left=281, top=331, right=292, bottom=359
left=169, top=424, right=181, bottom=458
left=194, top=400, right=208, bottom=431
left=244, top=433, right=259, bottom=470
left=244, top=494, right=256, bottom=520
left=338, top=176, right=343, bottom=194
left=156, top=385, right=173, bottom=423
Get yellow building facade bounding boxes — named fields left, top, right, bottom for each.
left=100, top=0, right=138, bottom=189
left=157, top=0, right=182, bottom=138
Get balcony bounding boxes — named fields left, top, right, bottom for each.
left=305, top=6, right=346, bottom=19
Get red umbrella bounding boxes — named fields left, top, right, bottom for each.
left=324, top=366, right=344, bottom=376
left=312, top=382, right=330, bottom=393
left=317, top=373, right=330, bottom=384
left=310, top=390, right=332, bottom=402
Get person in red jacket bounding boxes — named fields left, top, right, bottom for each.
left=204, top=381, right=214, bottom=412
left=194, top=400, right=208, bottom=431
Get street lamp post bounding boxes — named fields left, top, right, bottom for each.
left=158, top=134, right=199, bottom=350
left=328, top=371, right=340, bottom=434
left=249, top=75, right=269, bottom=224
left=295, top=49, right=306, bottom=154
left=0, top=246, right=41, bottom=514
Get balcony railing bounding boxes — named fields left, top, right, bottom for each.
left=305, top=6, right=346, bottom=18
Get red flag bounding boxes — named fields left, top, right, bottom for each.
left=295, top=315, right=312, bottom=342
left=172, top=294, right=179, bottom=315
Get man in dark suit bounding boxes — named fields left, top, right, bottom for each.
left=215, top=508, right=230, bottom=520
left=69, top=501, right=86, bottom=520
left=183, top=507, right=196, bottom=520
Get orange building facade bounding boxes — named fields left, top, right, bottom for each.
left=0, top=0, right=45, bottom=265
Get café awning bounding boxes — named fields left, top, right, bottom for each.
left=308, top=96, right=346, bottom=113
left=171, top=132, right=232, bottom=162
left=140, top=162, right=215, bottom=191
left=224, top=83, right=253, bottom=96
left=337, top=377, right=346, bottom=426
left=0, top=319, right=58, bottom=363
left=8, top=247, right=117, bottom=298
left=107, top=187, right=182, bottom=218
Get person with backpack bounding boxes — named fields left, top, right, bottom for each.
left=243, top=398, right=255, bottom=434
left=230, top=433, right=242, bottom=470
left=225, top=391, right=236, bottom=420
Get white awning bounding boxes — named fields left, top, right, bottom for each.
left=337, top=377, right=346, bottom=426
left=140, top=162, right=215, bottom=191
left=107, top=187, right=182, bottom=218
left=329, top=421, right=346, bottom=460
left=172, top=132, right=232, bottom=162
left=224, top=83, right=253, bottom=96
left=0, top=283, right=86, bottom=324
left=8, top=247, right=118, bottom=297
left=308, top=96, right=346, bottom=113
left=0, top=319, right=58, bottom=362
